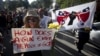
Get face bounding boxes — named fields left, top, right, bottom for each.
left=28, top=17, right=37, bottom=28
left=38, top=9, right=44, bottom=17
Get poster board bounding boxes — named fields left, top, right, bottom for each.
left=12, top=28, right=55, bottom=54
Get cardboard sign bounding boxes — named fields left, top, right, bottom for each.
left=12, top=28, right=55, bottom=54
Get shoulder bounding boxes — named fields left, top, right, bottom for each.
left=44, top=16, right=51, bottom=19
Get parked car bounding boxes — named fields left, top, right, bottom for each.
left=89, top=22, right=100, bottom=48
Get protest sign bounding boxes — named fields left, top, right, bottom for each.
left=12, top=28, right=55, bottom=54
left=50, top=1, right=96, bottom=31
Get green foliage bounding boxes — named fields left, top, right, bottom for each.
left=30, top=1, right=38, bottom=8
left=43, top=0, right=52, bottom=8
left=57, top=0, right=95, bottom=9
left=4, top=0, right=29, bottom=10
left=23, top=0, right=29, bottom=9
left=30, top=0, right=52, bottom=8
left=56, top=0, right=99, bottom=21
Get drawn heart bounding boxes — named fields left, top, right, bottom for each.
left=79, top=12, right=90, bottom=22
left=57, top=15, right=68, bottom=24
left=79, top=7, right=90, bottom=22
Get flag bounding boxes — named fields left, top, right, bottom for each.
left=54, top=1, right=96, bottom=31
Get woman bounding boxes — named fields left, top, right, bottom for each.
left=14, top=10, right=42, bottom=56
left=23, top=10, right=42, bottom=56
left=22, top=10, right=40, bottom=28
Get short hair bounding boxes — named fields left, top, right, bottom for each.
left=38, top=8, right=44, bottom=13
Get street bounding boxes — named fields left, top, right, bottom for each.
left=0, top=0, right=100, bottom=56
left=42, top=30, right=100, bottom=56
left=3, top=30, right=100, bottom=56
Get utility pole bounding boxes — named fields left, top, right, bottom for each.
left=51, top=0, right=56, bottom=9
left=51, top=0, right=59, bottom=10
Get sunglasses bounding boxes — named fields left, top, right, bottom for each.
left=27, top=16, right=39, bottom=22
left=28, top=19, right=36, bottom=23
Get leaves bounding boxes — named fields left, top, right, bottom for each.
left=56, top=0, right=95, bottom=9
left=4, top=0, right=29, bottom=10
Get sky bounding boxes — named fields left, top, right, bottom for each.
left=28, top=0, right=36, bottom=4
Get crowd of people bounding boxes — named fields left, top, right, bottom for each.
left=0, top=7, right=52, bottom=56
left=0, top=3, right=94, bottom=56
left=0, top=8, right=53, bottom=33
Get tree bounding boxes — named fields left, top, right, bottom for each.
left=0, top=0, right=4, bottom=10
left=30, top=1, right=38, bottom=8
left=57, top=0, right=94, bottom=9
left=30, top=0, right=52, bottom=8
left=23, top=0, right=29, bottom=9
left=42, top=0, right=52, bottom=8
left=4, top=0, right=30, bottom=10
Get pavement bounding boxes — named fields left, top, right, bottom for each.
left=3, top=30, right=100, bottom=56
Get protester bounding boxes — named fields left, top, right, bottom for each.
left=0, top=11, right=7, bottom=56
left=0, top=11, right=7, bottom=35
left=38, top=8, right=51, bottom=29
left=13, top=9, right=42, bottom=56
left=75, top=27, right=91, bottom=54
left=16, top=12, right=24, bottom=28
left=0, top=32, right=6, bottom=56
left=23, top=10, right=42, bottom=56
left=22, top=10, right=40, bottom=28
left=6, top=12, right=13, bottom=30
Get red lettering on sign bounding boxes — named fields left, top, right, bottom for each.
left=16, top=44, right=23, bottom=49
left=14, top=29, right=32, bottom=36
left=42, top=41, right=52, bottom=46
left=37, top=41, right=52, bottom=47
left=35, top=30, right=52, bottom=36
left=37, top=36, right=51, bottom=41
left=13, top=36, right=34, bottom=43
left=16, top=43, right=36, bottom=49
left=24, top=43, right=35, bottom=48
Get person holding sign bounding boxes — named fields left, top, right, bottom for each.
left=22, top=10, right=42, bottom=56
left=13, top=9, right=42, bottom=56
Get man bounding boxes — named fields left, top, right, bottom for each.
left=75, top=27, right=91, bottom=54
left=38, top=8, right=51, bottom=29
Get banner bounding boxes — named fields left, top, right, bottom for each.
left=11, top=28, right=55, bottom=54
left=54, top=1, right=96, bottom=31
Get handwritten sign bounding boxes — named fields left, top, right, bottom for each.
left=11, top=28, right=55, bottom=54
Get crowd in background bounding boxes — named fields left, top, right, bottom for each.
left=0, top=7, right=52, bottom=56
left=0, top=3, right=93, bottom=55
left=0, top=8, right=51, bottom=33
